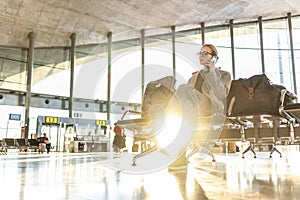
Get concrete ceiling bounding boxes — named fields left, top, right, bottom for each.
left=1, top=0, right=300, bottom=47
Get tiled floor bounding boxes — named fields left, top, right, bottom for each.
left=0, top=147, right=300, bottom=200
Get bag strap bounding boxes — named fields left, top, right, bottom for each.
left=194, top=72, right=205, bottom=93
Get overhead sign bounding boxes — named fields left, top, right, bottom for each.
left=73, top=113, right=82, bottom=118
left=9, top=114, right=21, bottom=121
left=95, top=120, right=106, bottom=126
left=45, top=116, right=58, bottom=124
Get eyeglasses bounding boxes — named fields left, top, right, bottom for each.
left=196, top=51, right=213, bottom=57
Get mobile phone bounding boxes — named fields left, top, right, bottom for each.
left=211, top=56, right=217, bottom=64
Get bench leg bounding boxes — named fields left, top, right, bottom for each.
left=242, top=144, right=256, bottom=158
left=269, top=146, right=282, bottom=158
left=132, top=145, right=160, bottom=166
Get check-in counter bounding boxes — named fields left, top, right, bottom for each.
left=72, top=135, right=110, bottom=153
left=73, top=141, right=87, bottom=153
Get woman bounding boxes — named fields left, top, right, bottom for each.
left=112, top=124, right=126, bottom=153
left=168, top=44, right=231, bottom=171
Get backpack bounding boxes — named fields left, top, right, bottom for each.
left=141, top=76, right=176, bottom=119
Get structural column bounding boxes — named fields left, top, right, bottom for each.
left=141, top=29, right=145, bottom=99
left=24, top=32, right=36, bottom=138
left=69, top=33, right=76, bottom=118
left=171, top=26, right=176, bottom=79
left=107, top=32, right=112, bottom=123
left=229, top=19, right=235, bottom=79
left=287, top=13, right=297, bottom=94
left=258, top=16, right=265, bottom=74
left=200, top=22, right=205, bottom=44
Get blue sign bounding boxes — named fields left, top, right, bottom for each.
left=9, top=114, right=21, bottom=121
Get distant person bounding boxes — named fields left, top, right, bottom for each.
left=43, top=133, right=51, bottom=154
left=113, top=124, right=126, bottom=153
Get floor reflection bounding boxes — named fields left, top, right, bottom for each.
left=170, top=170, right=208, bottom=200
left=0, top=151, right=300, bottom=199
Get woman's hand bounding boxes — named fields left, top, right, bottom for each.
left=204, top=58, right=215, bottom=72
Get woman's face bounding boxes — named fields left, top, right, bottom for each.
left=198, top=46, right=213, bottom=66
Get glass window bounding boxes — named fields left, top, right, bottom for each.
left=108, top=39, right=142, bottom=123
left=0, top=47, right=27, bottom=91
left=205, top=26, right=233, bottom=78
left=175, top=29, right=202, bottom=87
left=32, top=48, right=70, bottom=96
left=144, top=30, right=174, bottom=88
left=292, top=16, right=300, bottom=96
left=74, top=44, right=108, bottom=100
left=110, top=39, right=141, bottom=103
left=263, top=19, right=294, bottom=92
left=234, top=22, right=262, bottom=79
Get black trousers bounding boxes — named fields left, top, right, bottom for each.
left=46, top=143, right=51, bottom=153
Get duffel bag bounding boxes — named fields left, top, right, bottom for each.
left=227, top=74, right=281, bottom=117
